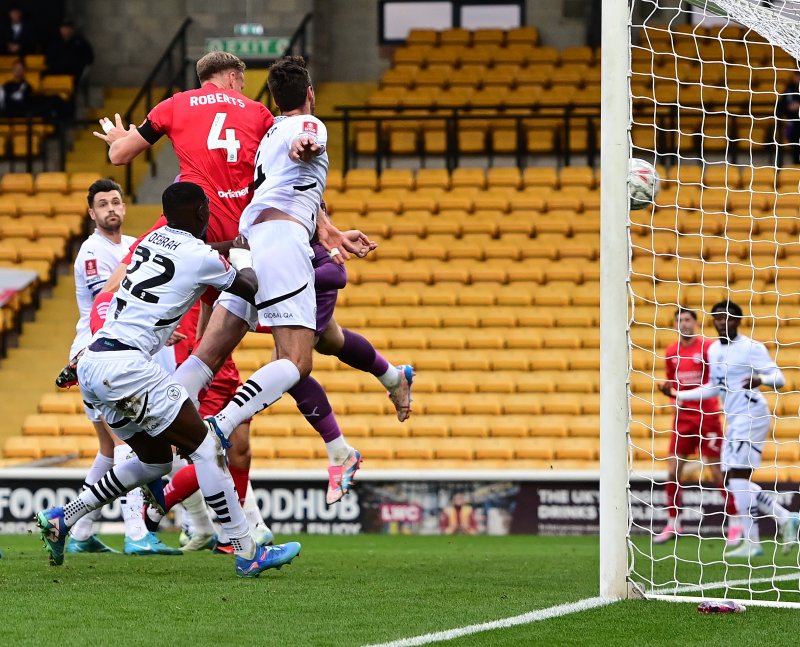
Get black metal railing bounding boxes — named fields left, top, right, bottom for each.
left=121, top=17, right=192, bottom=197
left=330, top=100, right=789, bottom=173
left=254, top=12, right=314, bottom=108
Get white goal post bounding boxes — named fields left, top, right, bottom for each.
left=601, top=0, right=800, bottom=606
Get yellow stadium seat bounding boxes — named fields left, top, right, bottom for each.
left=1, top=173, right=33, bottom=194
left=4, top=436, right=42, bottom=459
left=440, top=28, right=471, bottom=46
left=407, top=29, right=439, bottom=46
left=40, top=436, right=79, bottom=457
left=506, top=26, right=539, bottom=45
left=34, top=172, right=69, bottom=194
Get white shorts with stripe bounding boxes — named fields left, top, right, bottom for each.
left=722, top=413, right=771, bottom=471
left=77, top=347, right=188, bottom=441
left=216, top=219, right=316, bottom=331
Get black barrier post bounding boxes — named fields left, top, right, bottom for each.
left=342, top=109, right=351, bottom=174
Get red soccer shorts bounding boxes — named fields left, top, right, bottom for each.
left=669, top=410, right=724, bottom=460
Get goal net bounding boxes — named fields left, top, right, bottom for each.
left=625, top=0, right=800, bottom=606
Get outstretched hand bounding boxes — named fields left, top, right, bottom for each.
left=289, top=135, right=323, bottom=162
left=92, top=113, right=135, bottom=145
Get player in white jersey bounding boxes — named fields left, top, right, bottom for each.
left=167, top=56, right=364, bottom=502
left=672, top=300, right=800, bottom=559
left=36, top=182, right=301, bottom=577
left=66, top=179, right=180, bottom=556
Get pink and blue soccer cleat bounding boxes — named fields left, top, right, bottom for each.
left=326, top=449, right=362, bottom=505
left=36, top=507, right=69, bottom=566
left=235, top=541, right=302, bottom=578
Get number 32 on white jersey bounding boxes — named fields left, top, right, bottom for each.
left=207, top=112, right=241, bottom=163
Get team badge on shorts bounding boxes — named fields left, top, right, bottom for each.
left=167, top=386, right=181, bottom=401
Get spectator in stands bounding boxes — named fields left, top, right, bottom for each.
left=779, top=70, right=800, bottom=164
left=1, top=6, right=38, bottom=56
left=0, top=59, right=33, bottom=117
left=44, top=21, right=94, bottom=83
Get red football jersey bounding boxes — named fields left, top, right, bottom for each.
left=665, top=336, right=720, bottom=414
left=145, top=83, right=274, bottom=241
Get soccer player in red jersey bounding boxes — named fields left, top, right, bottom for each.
left=656, top=307, right=738, bottom=545
left=95, top=51, right=272, bottom=246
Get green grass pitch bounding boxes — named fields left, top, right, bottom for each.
left=0, top=533, right=798, bottom=646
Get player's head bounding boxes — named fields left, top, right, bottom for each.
left=674, top=307, right=697, bottom=338
left=268, top=56, right=314, bottom=115
left=161, top=181, right=210, bottom=239
left=711, top=300, right=743, bottom=341
left=87, top=179, right=125, bottom=234
left=196, top=51, right=246, bottom=93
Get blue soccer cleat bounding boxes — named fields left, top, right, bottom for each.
left=36, top=507, right=69, bottom=566
left=124, top=532, right=183, bottom=556
left=235, top=541, right=301, bottom=578
left=141, top=479, right=167, bottom=516
left=387, top=364, right=414, bottom=422
left=205, top=417, right=232, bottom=450
left=66, top=534, right=118, bottom=554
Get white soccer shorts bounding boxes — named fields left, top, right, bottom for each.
left=77, top=348, right=189, bottom=441
left=722, top=414, right=771, bottom=471
left=216, top=219, right=316, bottom=331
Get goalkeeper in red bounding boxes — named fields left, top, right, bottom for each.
left=656, top=307, right=736, bottom=545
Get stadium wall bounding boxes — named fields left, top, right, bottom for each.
left=66, top=0, right=600, bottom=86
left=4, top=469, right=799, bottom=537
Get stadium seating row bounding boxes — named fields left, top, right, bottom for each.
left=0, top=171, right=101, bottom=196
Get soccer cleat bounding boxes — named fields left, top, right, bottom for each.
left=124, top=532, right=183, bottom=556
left=387, top=365, right=414, bottom=422
left=725, top=542, right=764, bottom=560
left=726, top=525, right=744, bottom=547
left=213, top=541, right=235, bottom=555
left=252, top=522, right=274, bottom=546
left=55, top=350, right=83, bottom=389
left=66, top=535, right=118, bottom=554
left=653, top=523, right=681, bottom=545
left=780, top=514, right=800, bottom=554
left=235, top=541, right=302, bottom=578
left=143, top=503, right=164, bottom=533
left=36, top=507, right=69, bottom=566
left=205, top=416, right=232, bottom=450
left=326, top=449, right=362, bottom=505
left=141, top=479, right=167, bottom=517
left=181, top=532, right=216, bottom=552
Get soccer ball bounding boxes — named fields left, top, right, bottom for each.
left=628, top=158, right=660, bottom=210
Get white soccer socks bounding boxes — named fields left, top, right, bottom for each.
left=189, top=431, right=254, bottom=558
left=63, top=458, right=171, bottom=527
left=212, top=358, right=301, bottom=438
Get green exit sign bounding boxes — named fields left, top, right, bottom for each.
left=234, top=23, right=264, bottom=36
left=205, top=37, right=290, bottom=59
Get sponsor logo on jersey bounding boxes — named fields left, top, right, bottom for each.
left=303, top=121, right=318, bottom=135
left=85, top=259, right=98, bottom=277
left=217, top=186, right=249, bottom=199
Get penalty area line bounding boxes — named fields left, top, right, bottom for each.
left=362, top=597, right=614, bottom=647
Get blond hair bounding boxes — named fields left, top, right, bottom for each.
left=196, top=51, right=246, bottom=83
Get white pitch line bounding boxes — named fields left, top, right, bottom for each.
left=650, top=572, right=800, bottom=595
left=362, top=597, right=614, bottom=647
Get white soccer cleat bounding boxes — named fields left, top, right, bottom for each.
left=181, top=532, right=216, bottom=552
left=726, top=525, right=744, bottom=548
left=780, top=514, right=800, bottom=554
left=725, top=542, right=764, bottom=560
left=653, top=523, right=681, bottom=545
